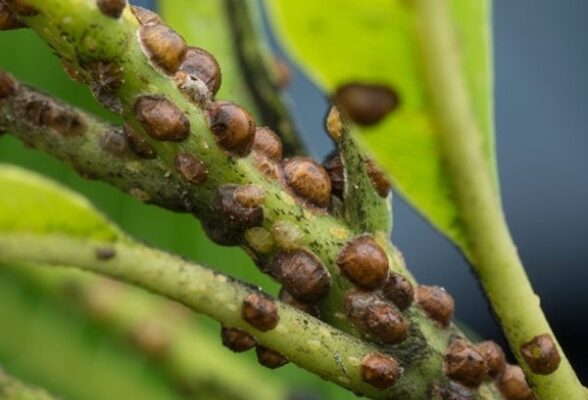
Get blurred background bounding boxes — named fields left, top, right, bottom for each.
left=0, top=0, right=586, bottom=398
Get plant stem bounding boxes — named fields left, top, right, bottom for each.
left=0, top=232, right=499, bottom=400
left=0, top=369, right=60, bottom=400
left=5, top=265, right=287, bottom=400
left=416, top=0, right=586, bottom=398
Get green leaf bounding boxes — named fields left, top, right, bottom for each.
left=265, top=0, right=495, bottom=249
left=0, top=164, right=121, bottom=241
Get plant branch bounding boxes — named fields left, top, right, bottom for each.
left=0, top=369, right=60, bottom=400
left=0, top=0, right=513, bottom=397
left=416, top=0, right=586, bottom=398
left=5, top=264, right=287, bottom=400
left=0, top=80, right=506, bottom=398
left=0, top=232, right=491, bottom=400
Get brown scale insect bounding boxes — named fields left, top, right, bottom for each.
left=96, top=0, right=126, bottom=19
left=202, top=218, right=241, bottom=246
left=175, top=153, right=208, bottom=185
left=269, top=250, right=330, bottom=303
left=382, top=272, right=414, bottom=311
left=323, top=152, right=345, bottom=198
left=252, top=126, right=282, bottom=161
left=241, top=293, right=279, bottom=332
left=134, top=95, right=190, bottom=142
left=282, top=156, right=332, bottom=208
left=3, top=0, right=38, bottom=17
left=344, top=290, right=408, bottom=344
left=85, top=60, right=124, bottom=114
left=139, top=22, right=187, bottom=74
left=17, top=97, right=86, bottom=137
left=416, top=285, right=454, bottom=328
left=520, top=333, right=561, bottom=375
left=95, top=247, right=116, bottom=261
left=443, top=339, right=487, bottom=388
left=42, top=106, right=86, bottom=137
left=360, top=352, right=401, bottom=390
left=476, top=341, right=506, bottom=378
left=123, top=124, right=156, bottom=159
left=178, top=47, right=222, bottom=95
left=365, top=158, right=391, bottom=198
left=234, top=185, right=266, bottom=208
left=99, top=127, right=129, bottom=157
left=131, top=5, right=161, bottom=26
left=323, top=152, right=391, bottom=199
left=364, top=302, right=408, bottom=344
left=333, top=83, right=400, bottom=126
left=256, top=346, right=289, bottom=369
left=337, top=235, right=389, bottom=290
left=214, top=184, right=264, bottom=230
left=0, top=70, right=17, bottom=99
left=220, top=326, right=256, bottom=353
left=0, top=3, right=24, bottom=30
left=496, top=364, right=534, bottom=400
left=278, top=287, right=320, bottom=318
left=207, top=101, right=256, bottom=156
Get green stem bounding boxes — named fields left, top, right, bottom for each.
left=0, top=93, right=504, bottom=398
left=416, top=0, right=586, bottom=398
left=0, top=232, right=499, bottom=399
left=0, top=370, right=59, bottom=400
left=6, top=265, right=287, bottom=400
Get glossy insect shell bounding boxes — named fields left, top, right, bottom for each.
left=179, top=47, right=222, bottom=95
left=334, top=83, right=400, bottom=126
left=282, top=156, right=332, bottom=208
left=416, top=285, right=454, bottom=328
left=175, top=153, right=208, bottom=185
left=213, top=184, right=264, bottom=231
left=207, top=101, right=256, bottom=156
left=241, top=293, right=279, bottom=332
left=96, top=0, right=126, bottom=18
left=476, top=341, right=506, bottom=378
left=360, top=353, right=401, bottom=389
left=123, top=124, right=157, bottom=159
left=496, top=365, right=534, bottom=400
left=269, top=250, right=330, bottom=303
left=252, top=126, right=283, bottom=161
left=443, top=339, right=487, bottom=388
left=382, top=272, right=414, bottom=311
left=139, top=22, right=187, bottom=74
left=337, top=235, right=389, bottom=290
left=220, top=326, right=256, bottom=353
left=256, top=346, right=289, bottom=369
left=520, top=334, right=561, bottom=375
left=134, top=95, right=190, bottom=142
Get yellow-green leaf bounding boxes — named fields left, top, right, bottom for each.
left=0, top=164, right=121, bottom=241
left=265, top=0, right=496, bottom=249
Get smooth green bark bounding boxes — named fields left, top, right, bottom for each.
left=416, top=0, right=586, bottom=398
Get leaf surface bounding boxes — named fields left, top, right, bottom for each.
left=266, top=0, right=495, bottom=248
